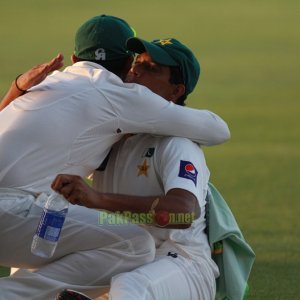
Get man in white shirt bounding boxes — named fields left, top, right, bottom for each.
left=0, top=16, right=228, bottom=300
left=0, top=16, right=229, bottom=192
left=52, top=37, right=222, bottom=300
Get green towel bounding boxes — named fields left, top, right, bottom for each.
left=206, top=183, right=255, bottom=300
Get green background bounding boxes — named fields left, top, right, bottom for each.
left=1, top=1, right=299, bottom=299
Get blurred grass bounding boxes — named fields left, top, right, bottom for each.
left=1, top=0, right=300, bottom=298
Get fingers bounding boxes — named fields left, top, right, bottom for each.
left=51, top=174, right=88, bottom=205
left=46, top=53, right=64, bottom=73
left=17, top=53, right=64, bottom=91
left=51, top=174, right=77, bottom=192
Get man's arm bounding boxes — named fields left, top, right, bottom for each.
left=113, top=85, right=230, bottom=146
left=51, top=174, right=198, bottom=229
left=0, top=53, right=64, bottom=111
left=155, top=105, right=231, bottom=146
left=1, top=54, right=230, bottom=145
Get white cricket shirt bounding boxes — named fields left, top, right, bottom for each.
left=93, top=134, right=212, bottom=260
left=0, top=62, right=229, bottom=192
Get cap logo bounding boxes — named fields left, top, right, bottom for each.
left=156, top=39, right=173, bottom=46
left=95, top=48, right=106, bottom=60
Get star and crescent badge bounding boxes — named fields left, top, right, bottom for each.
left=156, top=39, right=173, bottom=46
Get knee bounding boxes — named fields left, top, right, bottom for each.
left=110, top=271, right=151, bottom=300
left=132, top=229, right=155, bottom=264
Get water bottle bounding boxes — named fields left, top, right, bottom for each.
left=31, top=191, right=69, bottom=258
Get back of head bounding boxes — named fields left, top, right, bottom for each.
left=74, top=15, right=136, bottom=75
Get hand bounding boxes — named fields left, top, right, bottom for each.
left=17, top=53, right=64, bottom=91
left=51, top=174, right=100, bottom=208
left=0, top=54, right=64, bottom=111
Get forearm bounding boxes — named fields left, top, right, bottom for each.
left=0, top=53, right=64, bottom=111
left=152, top=104, right=231, bottom=146
left=97, top=193, right=186, bottom=214
left=174, top=108, right=231, bottom=146
left=52, top=175, right=199, bottom=229
left=90, top=190, right=199, bottom=229
left=200, top=110, right=231, bottom=145
left=0, top=80, right=25, bottom=111
left=117, top=88, right=230, bottom=145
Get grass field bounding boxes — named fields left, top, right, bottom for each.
left=1, top=1, right=300, bottom=298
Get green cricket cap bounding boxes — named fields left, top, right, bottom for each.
left=126, top=37, right=200, bottom=95
left=75, top=15, right=136, bottom=61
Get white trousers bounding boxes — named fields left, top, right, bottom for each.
left=109, top=254, right=217, bottom=300
left=0, top=189, right=155, bottom=300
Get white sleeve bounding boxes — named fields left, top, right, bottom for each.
left=155, top=137, right=209, bottom=206
left=111, top=83, right=230, bottom=146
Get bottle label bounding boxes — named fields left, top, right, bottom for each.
left=35, top=209, right=67, bottom=242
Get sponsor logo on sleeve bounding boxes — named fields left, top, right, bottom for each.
left=178, top=160, right=198, bottom=186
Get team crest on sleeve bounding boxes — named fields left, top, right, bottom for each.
left=178, top=160, right=198, bottom=186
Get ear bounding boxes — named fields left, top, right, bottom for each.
left=119, top=56, right=135, bottom=81
left=169, top=84, right=186, bottom=104
left=71, top=54, right=79, bottom=64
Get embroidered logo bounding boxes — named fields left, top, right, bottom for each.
left=178, top=160, right=198, bottom=186
left=95, top=48, right=106, bottom=60
left=155, top=39, right=173, bottom=46
left=167, top=251, right=178, bottom=258
left=137, top=159, right=150, bottom=177
left=142, top=147, right=155, bottom=158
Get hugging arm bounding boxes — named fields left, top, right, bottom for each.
left=117, top=92, right=231, bottom=146
left=0, top=53, right=64, bottom=111
left=156, top=104, right=231, bottom=146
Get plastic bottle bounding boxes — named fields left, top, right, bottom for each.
left=31, top=191, right=69, bottom=258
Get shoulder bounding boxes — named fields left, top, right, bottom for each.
left=124, top=135, right=206, bottom=168
left=131, top=134, right=202, bottom=151
left=156, top=136, right=204, bottom=156
left=150, top=136, right=207, bottom=177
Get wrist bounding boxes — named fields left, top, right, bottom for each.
left=149, top=198, right=170, bottom=227
left=15, top=74, right=27, bottom=94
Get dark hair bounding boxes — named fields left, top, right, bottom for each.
left=76, top=56, right=131, bottom=77
left=169, top=66, right=187, bottom=106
